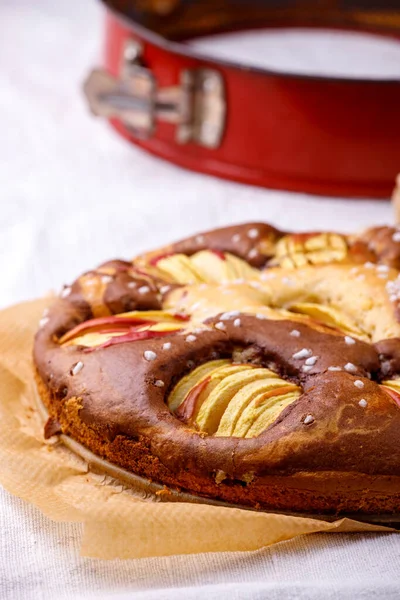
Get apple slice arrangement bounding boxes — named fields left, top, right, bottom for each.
left=59, top=311, right=189, bottom=351
left=271, top=232, right=348, bottom=268
left=167, top=360, right=301, bottom=439
left=381, top=380, right=400, bottom=408
left=141, top=249, right=260, bottom=284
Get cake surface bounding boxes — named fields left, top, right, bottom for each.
left=33, top=223, right=400, bottom=514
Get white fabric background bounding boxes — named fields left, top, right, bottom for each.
left=0, top=1, right=399, bottom=598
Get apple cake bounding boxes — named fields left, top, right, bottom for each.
left=34, top=223, right=400, bottom=515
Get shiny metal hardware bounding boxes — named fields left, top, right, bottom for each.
left=83, top=40, right=226, bottom=148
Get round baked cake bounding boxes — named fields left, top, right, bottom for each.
left=34, top=223, right=400, bottom=515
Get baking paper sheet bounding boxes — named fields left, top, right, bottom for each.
left=0, top=299, right=395, bottom=559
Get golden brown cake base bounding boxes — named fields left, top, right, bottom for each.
left=34, top=373, right=400, bottom=527
left=35, top=371, right=400, bottom=516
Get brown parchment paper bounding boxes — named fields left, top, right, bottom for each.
left=0, top=299, right=396, bottom=560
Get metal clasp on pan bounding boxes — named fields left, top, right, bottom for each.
left=83, top=40, right=226, bottom=148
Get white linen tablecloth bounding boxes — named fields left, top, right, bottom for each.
left=0, top=1, right=398, bottom=598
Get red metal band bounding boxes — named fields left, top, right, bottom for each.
left=93, top=8, right=400, bottom=198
